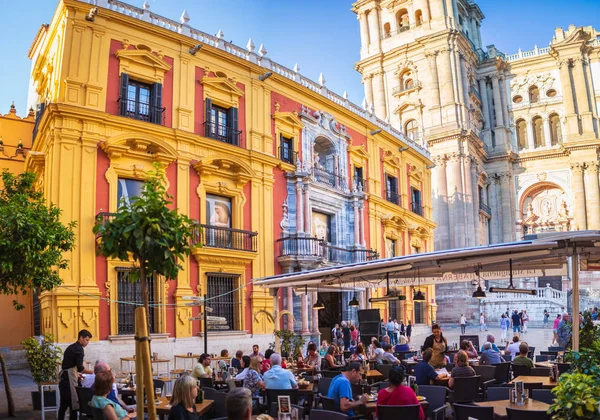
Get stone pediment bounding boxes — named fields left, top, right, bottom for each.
left=348, top=145, right=369, bottom=160
left=115, top=49, right=171, bottom=83
left=272, top=109, right=304, bottom=130
left=200, top=76, right=244, bottom=104
left=382, top=150, right=401, bottom=169
left=392, top=99, right=424, bottom=115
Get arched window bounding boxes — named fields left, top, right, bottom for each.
left=529, top=86, right=540, bottom=103
left=383, top=22, right=391, bottom=38
left=532, top=116, right=545, bottom=148
left=415, top=10, right=423, bottom=26
left=405, top=119, right=419, bottom=140
left=516, top=119, right=527, bottom=150
left=396, top=9, right=410, bottom=32
left=400, top=70, right=414, bottom=91
left=549, top=113, right=562, bottom=146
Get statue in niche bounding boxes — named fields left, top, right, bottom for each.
left=526, top=203, right=534, bottom=218
left=313, top=153, right=324, bottom=170
left=558, top=200, right=569, bottom=218
left=540, top=198, right=553, bottom=219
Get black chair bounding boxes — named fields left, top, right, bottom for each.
left=153, top=378, right=165, bottom=393
left=557, top=363, right=570, bottom=376
left=473, top=365, right=496, bottom=398
left=530, top=367, right=551, bottom=376
left=318, top=377, right=333, bottom=399
left=524, top=382, right=543, bottom=397
left=203, top=387, right=228, bottom=417
left=266, top=389, right=299, bottom=408
left=486, top=386, right=510, bottom=401
left=535, top=355, right=551, bottom=362
left=453, top=403, right=494, bottom=420
left=343, top=351, right=352, bottom=360
left=76, top=386, right=93, bottom=418
left=492, top=362, right=511, bottom=384
left=531, top=389, right=554, bottom=404
left=511, top=364, right=531, bottom=379
left=506, top=407, right=550, bottom=419
left=527, top=347, right=536, bottom=359
left=376, top=364, right=392, bottom=380
left=270, top=402, right=305, bottom=419
left=547, top=346, right=564, bottom=352
left=309, top=409, right=348, bottom=420
left=91, top=406, right=104, bottom=420
left=418, top=385, right=447, bottom=420
left=320, top=396, right=336, bottom=411
left=200, top=377, right=215, bottom=388
left=540, top=351, right=558, bottom=359
left=399, top=351, right=416, bottom=360
left=322, top=370, right=342, bottom=378
left=378, top=404, right=421, bottom=420
left=450, top=376, right=481, bottom=403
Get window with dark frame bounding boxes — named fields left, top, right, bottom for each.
left=411, top=186, right=422, bottom=215
left=354, top=166, right=364, bottom=190
left=279, top=134, right=295, bottom=164
left=385, top=174, right=399, bottom=205
left=117, top=268, right=156, bottom=335
left=206, top=273, right=240, bottom=331
left=119, top=73, right=163, bottom=124
left=204, top=98, right=240, bottom=146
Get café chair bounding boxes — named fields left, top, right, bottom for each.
left=511, top=364, right=530, bottom=379
left=343, top=351, right=352, bottom=360
left=527, top=347, right=536, bottom=359
left=524, top=382, right=543, bottom=397
left=557, top=363, right=570, bottom=376
left=531, top=389, right=554, bottom=404
left=322, top=370, right=342, bottom=378
left=76, top=387, right=93, bottom=418
left=376, top=364, right=392, bottom=380
left=473, top=365, right=496, bottom=398
left=506, top=407, right=550, bottom=420
left=270, top=402, right=304, bottom=419
left=153, top=378, right=165, bottom=393
left=449, top=376, right=481, bottom=403
left=535, top=355, right=551, bottom=362
left=91, top=406, right=105, bottom=420
left=540, top=351, right=558, bottom=359
left=309, top=409, right=348, bottom=420
left=372, top=380, right=390, bottom=391
left=492, top=362, right=511, bottom=384
left=452, top=403, right=494, bottom=420
left=320, top=396, right=336, bottom=411
left=200, top=377, right=215, bottom=388
left=204, top=387, right=228, bottom=417
left=377, top=404, right=421, bottom=420
left=547, top=346, right=564, bottom=352
left=530, top=367, right=551, bottom=377
left=418, top=385, right=447, bottom=420
left=266, top=389, right=299, bottom=408
left=317, top=377, right=333, bottom=404
left=486, top=386, right=510, bottom=401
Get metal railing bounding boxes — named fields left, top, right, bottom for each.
left=277, top=236, right=379, bottom=263
left=484, top=287, right=564, bottom=305
left=411, top=203, right=424, bottom=216
left=324, top=245, right=379, bottom=264
left=313, top=166, right=346, bottom=190
left=193, top=224, right=257, bottom=252
left=386, top=190, right=401, bottom=206
left=203, top=121, right=242, bottom=146
left=278, top=146, right=297, bottom=165
left=118, top=98, right=165, bottom=124
left=479, top=202, right=492, bottom=215
left=392, top=81, right=422, bottom=96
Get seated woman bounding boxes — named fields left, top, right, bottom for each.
left=394, top=334, right=410, bottom=353
left=305, top=342, right=321, bottom=372
left=414, top=348, right=448, bottom=386
left=261, top=349, right=274, bottom=374
left=323, top=345, right=343, bottom=370
left=448, top=350, right=476, bottom=389
left=218, top=349, right=229, bottom=371
left=377, top=365, right=424, bottom=420
left=319, top=340, right=329, bottom=357
left=168, top=374, right=199, bottom=420
left=243, top=356, right=265, bottom=414
left=349, top=343, right=367, bottom=362
left=453, top=340, right=477, bottom=365
left=92, top=372, right=136, bottom=420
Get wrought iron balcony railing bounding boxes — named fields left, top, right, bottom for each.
left=324, top=244, right=379, bottom=264
left=392, top=81, right=422, bottom=96
left=203, top=121, right=242, bottom=146
left=385, top=190, right=401, bottom=206
left=313, top=166, right=346, bottom=191
left=278, top=146, right=297, bottom=165
left=479, top=202, right=491, bottom=215
left=118, top=98, right=165, bottom=124
left=193, top=224, right=257, bottom=252
left=411, top=202, right=424, bottom=216
left=277, top=236, right=379, bottom=264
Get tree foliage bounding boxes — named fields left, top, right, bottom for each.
left=93, top=162, right=195, bottom=312
left=0, top=170, right=76, bottom=309
left=21, top=334, right=63, bottom=389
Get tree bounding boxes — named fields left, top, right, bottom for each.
left=0, top=170, right=76, bottom=417
left=93, top=162, right=195, bottom=330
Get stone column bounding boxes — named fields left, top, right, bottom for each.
left=296, top=180, right=304, bottom=233
left=490, top=75, right=504, bottom=126
left=478, top=77, right=492, bottom=146
left=359, top=291, right=366, bottom=310
left=301, top=292, right=310, bottom=334
left=488, top=176, right=500, bottom=244
left=426, top=51, right=442, bottom=126
left=311, top=291, right=320, bottom=334
left=470, top=159, right=480, bottom=245
left=363, top=75, right=374, bottom=111
left=456, top=53, right=467, bottom=125
left=559, top=60, right=579, bottom=135
left=353, top=198, right=361, bottom=246
left=367, top=7, right=381, bottom=46
left=438, top=48, right=455, bottom=107
left=572, top=58, right=594, bottom=134
left=287, top=287, right=294, bottom=331
left=303, top=183, right=311, bottom=234
left=432, top=156, right=450, bottom=249
left=462, top=155, right=475, bottom=246
left=585, top=162, right=600, bottom=229
left=447, top=153, right=465, bottom=248
left=499, top=76, right=510, bottom=132
left=500, top=173, right=513, bottom=242
left=358, top=12, right=370, bottom=48
left=543, top=117, right=552, bottom=148
left=571, top=163, right=587, bottom=230
left=526, top=119, right=536, bottom=150
left=372, top=72, right=387, bottom=119
left=359, top=201, right=366, bottom=246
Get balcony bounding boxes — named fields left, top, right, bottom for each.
left=313, top=166, right=346, bottom=191
left=385, top=190, right=401, bottom=206
left=411, top=203, right=424, bottom=217
left=118, top=98, right=165, bottom=124
left=278, top=236, right=326, bottom=259
left=324, top=244, right=379, bottom=264
left=203, top=121, right=241, bottom=146
left=278, top=146, right=297, bottom=165
left=479, top=202, right=491, bottom=216
left=193, top=224, right=257, bottom=252
left=392, top=81, right=422, bottom=96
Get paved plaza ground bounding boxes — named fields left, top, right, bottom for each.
left=0, top=326, right=557, bottom=419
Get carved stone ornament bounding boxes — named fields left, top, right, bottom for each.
left=510, top=72, right=555, bottom=95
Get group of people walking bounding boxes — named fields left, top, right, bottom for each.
left=383, top=318, right=413, bottom=345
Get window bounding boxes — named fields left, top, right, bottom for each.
left=529, top=86, right=540, bottom=103
left=117, top=268, right=156, bottom=335
left=386, top=238, right=396, bottom=258
left=119, top=73, right=163, bottom=124
left=207, top=273, right=240, bottom=331
left=204, top=98, right=240, bottom=145
left=279, top=134, right=295, bottom=164
left=396, top=9, right=409, bottom=31
left=354, top=166, right=364, bottom=190
left=516, top=119, right=527, bottom=150
left=385, top=174, right=399, bottom=205
left=405, top=119, right=419, bottom=140
left=117, top=178, right=144, bottom=207
left=411, top=187, right=422, bottom=216
left=312, top=211, right=331, bottom=243
left=415, top=9, right=423, bottom=26
left=383, top=22, right=392, bottom=38
left=411, top=246, right=421, bottom=254
left=549, top=114, right=562, bottom=146
left=205, top=195, right=232, bottom=248
left=414, top=301, right=425, bottom=323
left=532, top=116, right=545, bottom=148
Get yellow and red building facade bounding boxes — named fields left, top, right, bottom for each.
left=12, top=0, right=436, bottom=355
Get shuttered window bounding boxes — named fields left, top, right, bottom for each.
left=119, top=73, right=164, bottom=124
left=204, top=98, right=240, bottom=146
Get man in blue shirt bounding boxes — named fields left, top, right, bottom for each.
left=415, top=349, right=448, bottom=386
left=263, top=353, right=297, bottom=390
left=327, top=362, right=368, bottom=416
left=479, top=342, right=502, bottom=365
left=480, top=334, right=499, bottom=352
left=511, top=310, right=522, bottom=335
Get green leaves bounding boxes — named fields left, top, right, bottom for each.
left=0, top=170, right=76, bottom=309
left=21, top=334, right=63, bottom=389
left=549, top=372, right=600, bottom=419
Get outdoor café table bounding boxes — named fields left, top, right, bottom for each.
left=174, top=354, right=200, bottom=372
left=151, top=358, right=172, bottom=380
left=474, top=399, right=550, bottom=419
left=365, top=370, right=383, bottom=383
left=468, top=358, right=479, bottom=365
left=149, top=396, right=214, bottom=420
left=120, top=356, right=137, bottom=374
left=534, top=361, right=555, bottom=369
left=508, top=376, right=558, bottom=389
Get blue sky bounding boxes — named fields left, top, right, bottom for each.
left=0, top=0, right=598, bottom=115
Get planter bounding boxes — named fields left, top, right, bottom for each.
left=31, top=390, right=58, bottom=411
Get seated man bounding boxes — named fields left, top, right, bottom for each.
left=414, top=348, right=448, bottom=386
left=381, top=344, right=401, bottom=365
left=512, top=343, right=534, bottom=368
left=327, top=361, right=368, bottom=416
left=479, top=342, right=502, bottom=365
left=219, top=349, right=230, bottom=371
left=481, top=334, right=500, bottom=352
left=263, top=353, right=297, bottom=390
left=225, top=387, right=252, bottom=420
left=82, top=360, right=134, bottom=414
left=231, top=350, right=244, bottom=370
left=193, top=353, right=213, bottom=379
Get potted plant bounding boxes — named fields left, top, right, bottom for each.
left=548, top=371, right=600, bottom=419
left=22, top=334, right=63, bottom=410
left=274, top=329, right=295, bottom=359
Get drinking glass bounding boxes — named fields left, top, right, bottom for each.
left=155, top=388, right=162, bottom=399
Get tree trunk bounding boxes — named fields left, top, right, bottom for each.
left=0, top=351, right=16, bottom=417
left=138, top=259, right=152, bottom=355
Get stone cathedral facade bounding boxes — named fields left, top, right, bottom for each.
left=353, top=0, right=600, bottom=323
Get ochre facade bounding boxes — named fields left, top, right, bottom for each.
left=19, top=0, right=435, bottom=351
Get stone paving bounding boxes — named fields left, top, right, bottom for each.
left=0, top=326, right=558, bottom=419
